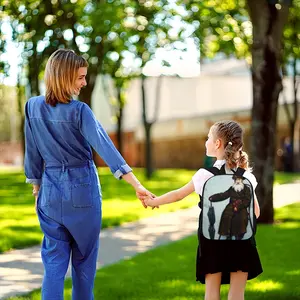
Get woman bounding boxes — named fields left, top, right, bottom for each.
left=24, top=49, right=152, bottom=300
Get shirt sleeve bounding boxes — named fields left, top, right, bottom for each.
left=24, top=101, right=44, bottom=185
left=244, top=171, right=258, bottom=190
left=192, top=168, right=214, bottom=196
left=79, top=103, right=132, bottom=179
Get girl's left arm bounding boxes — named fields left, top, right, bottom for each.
left=145, top=181, right=195, bottom=207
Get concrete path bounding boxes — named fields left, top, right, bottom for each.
left=1, top=183, right=300, bottom=299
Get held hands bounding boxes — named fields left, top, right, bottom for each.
left=144, top=195, right=158, bottom=207
left=135, top=185, right=159, bottom=209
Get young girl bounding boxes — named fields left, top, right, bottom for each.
left=144, top=120, right=263, bottom=300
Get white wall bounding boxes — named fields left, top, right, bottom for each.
left=91, top=75, right=116, bottom=133
left=91, top=74, right=298, bottom=137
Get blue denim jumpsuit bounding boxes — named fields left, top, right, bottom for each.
left=24, top=96, right=132, bottom=300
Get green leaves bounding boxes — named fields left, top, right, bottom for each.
left=282, top=0, right=300, bottom=67
left=2, top=0, right=179, bottom=99
left=180, top=0, right=251, bottom=61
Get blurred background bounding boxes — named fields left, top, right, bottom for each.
left=0, top=3, right=300, bottom=299
left=0, top=0, right=299, bottom=222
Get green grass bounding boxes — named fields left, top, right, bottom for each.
left=7, top=202, right=300, bottom=300
left=274, top=171, right=300, bottom=185
left=1, top=168, right=300, bottom=254
left=0, top=167, right=197, bottom=253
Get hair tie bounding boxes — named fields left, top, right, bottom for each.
left=228, top=142, right=233, bottom=146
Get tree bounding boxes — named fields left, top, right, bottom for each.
left=181, top=1, right=251, bottom=61
left=3, top=0, right=85, bottom=96
left=102, top=58, right=134, bottom=155
left=248, top=0, right=291, bottom=223
left=128, top=0, right=176, bottom=178
left=3, top=0, right=181, bottom=173
left=101, top=20, right=140, bottom=155
left=281, top=0, right=300, bottom=172
left=2, top=0, right=139, bottom=107
left=180, top=0, right=293, bottom=223
left=76, top=0, right=131, bottom=106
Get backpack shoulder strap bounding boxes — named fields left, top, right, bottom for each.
left=219, top=164, right=226, bottom=174
left=206, top=165, right=245, bottom=176
left=234, top=167, right=246, bottom=177
left=204, top=167, right=219, bottom=175
left=204, top=166, right=225, bottom=176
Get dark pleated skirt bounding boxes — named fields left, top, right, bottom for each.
left=196, top=234, right=263, bottom=284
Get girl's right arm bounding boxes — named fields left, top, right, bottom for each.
left=254, top=193, right=260, bottom=219
left=145, top=181, right=195, bottom=207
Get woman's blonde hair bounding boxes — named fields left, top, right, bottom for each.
left=212, top=120, right=250, bottom=170
left=44, top=49, right=88, bottom=106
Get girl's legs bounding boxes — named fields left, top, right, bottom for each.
left=228, top=271, right=248, bottom=300
left=205, top=272, right=222, bottom=300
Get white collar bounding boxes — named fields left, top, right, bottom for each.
left=213, top=159, right=226, bottom=168
left=213, top=159, right=237, bottom=173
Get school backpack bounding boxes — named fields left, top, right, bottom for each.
left=200, top=165, right=256, bottom=241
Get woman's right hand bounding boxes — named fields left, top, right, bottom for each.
left=144, top=195, right=158, bottom=207
left=135, top=185, right=158, bottom=209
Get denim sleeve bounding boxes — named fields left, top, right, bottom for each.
left=24, top=101, right=44, bottom=185
left=79, top=103, right=132, bottom=179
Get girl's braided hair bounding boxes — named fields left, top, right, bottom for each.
left=212, top=120, right=250, bottom=170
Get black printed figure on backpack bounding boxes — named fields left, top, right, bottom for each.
left=209, top=174, right=251, bottom=240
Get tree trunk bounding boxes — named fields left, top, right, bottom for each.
left=116, top=86, right=124, bottom=155
left=292, top=58, right=299, bottom=171
left=79, top=73, right=97, bottom=107
left=141, top=75, right=153, bottom=179
left=17, top=79, right=25, bottom=165
left=145, top=122, right=153, bottom=179
left=295, top=119, right=300, bottom=171
left=282, top=87, right=296, bottom=173
left=79, top=49, right=104, bottom=107
left=282, top=54, right=299, bottom=173
left=27, top=52, right=40, bottom=96
left=248, top=1, right=290, bottom=223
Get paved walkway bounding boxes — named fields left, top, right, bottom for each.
left=1, top=183, right=300, bottom=299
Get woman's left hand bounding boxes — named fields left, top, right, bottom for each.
left=35, top=195, right=38, bottom=212
left=32, top=185, right=40, bottom=212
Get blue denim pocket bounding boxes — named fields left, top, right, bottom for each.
left=71, top=182, right=93, bottom=208
left=40, top=184, right=52, bottom=207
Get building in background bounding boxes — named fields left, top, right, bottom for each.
left=92, top=58, right=298, bottom=170
left=1, top=58, right=298, bottom=170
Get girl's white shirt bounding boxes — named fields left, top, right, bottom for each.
left=192, top=159, right=258, bottom=196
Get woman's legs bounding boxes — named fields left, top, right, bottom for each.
left=66, top=208, right=101, bottom=300
left=228, top=271, right=248, bottom=300
left=62, top=165, right=102, bottom=300
left=205, top=272, right=222, bottom=300
left=71, top=238, right=99, bottom=300
left=38, top=208, right=71, bottom=300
